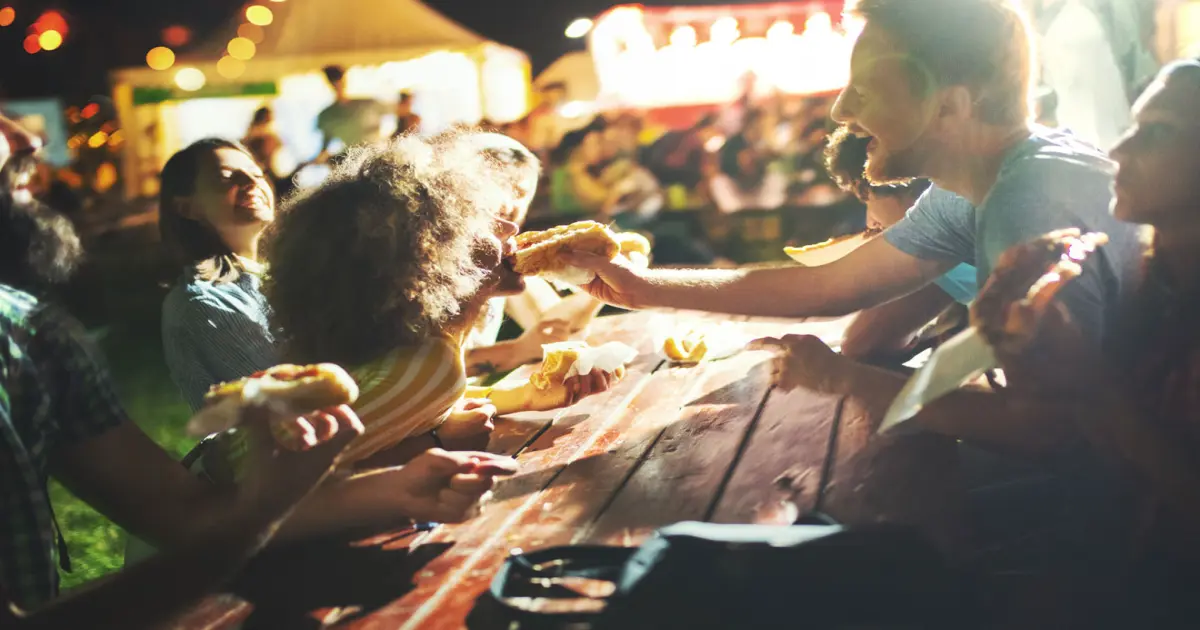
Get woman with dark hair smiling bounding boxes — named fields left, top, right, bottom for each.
left=159, top=138, right=279, bottom=411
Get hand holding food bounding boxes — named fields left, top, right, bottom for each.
left=970, top=229, right=1108, bottom=356
left=523, top=341, right=634, bottom=410
left=511, top=220, right=621, bottom=286
left=188, top=363, right=360, bottom=451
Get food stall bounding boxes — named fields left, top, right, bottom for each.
left=110, top=0, right=531, bottom=198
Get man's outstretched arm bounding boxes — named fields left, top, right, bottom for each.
left=564, top=236, right=951, bottom=319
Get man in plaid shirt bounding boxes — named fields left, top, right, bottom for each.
left=0, top=115, right=516, bottom=627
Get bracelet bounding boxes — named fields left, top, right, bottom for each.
left=429, top=428, right=445, bottom=449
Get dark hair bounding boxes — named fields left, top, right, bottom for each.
left=0, top=190, right=82, bottom=290
left=849, top=0, right=1035, bottom=126
left=398, top=91, right=413, bottom=104
left=823, top=125, right=930, bottom=202
left=265, top=131, right=507, bottom=365
left=251, top=106, right=272, bottom=126
left=322, top=65, right=345, bottom=84
left=158, top=138, right=257, bottom=284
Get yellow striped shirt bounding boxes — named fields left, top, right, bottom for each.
left=341, top=336, right=466, bottom=462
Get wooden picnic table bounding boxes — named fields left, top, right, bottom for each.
left=172, top=309, right=865, bottom=630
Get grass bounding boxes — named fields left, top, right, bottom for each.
left=48, top=228, right=199, bottom=590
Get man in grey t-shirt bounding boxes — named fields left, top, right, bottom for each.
left=559, top=0, right=1144, bottom=452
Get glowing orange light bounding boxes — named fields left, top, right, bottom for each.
left=36, top=10, right=67, bottom=35
left=146, top=46, right=175, bottom=70
left=87, top=132, right=109, bottom=149
left=237, top=22, right=264, bottom=43
left=81, top=103, right=100, bottom=119
left=245, top=5, right=273, bottom=26
left=217, top=56, right=246, bottom=79
left=0, top=7, right=15, bottom=27
left=23, top=34, right=39, bottom=53
left=161, top=25, right=191, bottom=47
left=38, top=29, right=62, bottom=50
left=109, top=130, right=125, bottom=146
left=227, top=36, right=255, bottom=60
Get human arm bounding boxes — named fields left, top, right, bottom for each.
left=563, top=235, right=951, bottom=318
left=841, top=283, right=956, bottom=360
left=465, top=319, right=573, bottom=377
left=13, top=406, right=363, bottom=630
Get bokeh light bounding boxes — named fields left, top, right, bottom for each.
left=81, top=103, right=100, bottom=119
left=565, top=18, right=592, bottom=39
left=245, top=5, right=274, bottom=26
left=227, top=36, right=256, bottom=60
left=0, top=7, right=15, bottom=27
left=146, top=46, right=175, bottom=71
left=217, top=56, right=246, bottom=79
left=87, top=132, right=109, bottom=149
left=23, top=34, right=39, bottom=54
left=38, top=29, right=63, bottom=50
left=237, top=23, right=264, bottom=43
left=174, top=67, right=206, bottom=91
left=162, top=25, right=191, bottom=47
left=37, top=10, right=67, bottom=34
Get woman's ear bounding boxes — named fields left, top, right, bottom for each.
left=172, top=196, right=199, bottom=221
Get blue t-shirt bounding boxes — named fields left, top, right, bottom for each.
left=933, top=263, right=979, bottom=305
left=884, top=127, right=1143, bottom=345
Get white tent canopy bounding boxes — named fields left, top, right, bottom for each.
left=112, top=0, right=530, bottom=198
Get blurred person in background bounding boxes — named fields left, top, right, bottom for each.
left=527, top=82, right=570, bottom=159
left=314, top=65, right=386, bottom=164
left=710, top=108, right=788, bottom=212
left=243, top=106, right=294, bottom=196
left=392, top=91, right=422, bottom=137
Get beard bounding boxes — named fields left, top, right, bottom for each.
left=863, top=134, right=933, bottom=187
left=0, top=160, right=84, bottom=289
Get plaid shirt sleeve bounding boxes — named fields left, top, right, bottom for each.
left=27, top=305, right=128, bottom=446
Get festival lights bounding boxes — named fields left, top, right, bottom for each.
left=227, top=36, right=256, bottom=60
left=565, top=18, right=593, bottom=39
left=38, top=29, right=62, bottom=51
left=162, top=25, right=192, bottom=47
left=589, top=5, right=856, bottom=108
left=245, top=5, right=274, bottom=26
left=174, top=67, right=207, bottom=91
left=217, top=56, right=246, bottom=79
left=238, top=23, right=265, bottom=43
left=146, top=46, right=175, bottom=70
left=0, top=7, right=14, bottom=27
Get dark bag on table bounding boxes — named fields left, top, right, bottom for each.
left=473, top=518, right=977, bottom=629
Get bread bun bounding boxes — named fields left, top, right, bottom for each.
left=511, top=221, right=621, bottom=279
left=616, top=232, right=652, bottom=268
left=187, top=363, right=360, bottom=437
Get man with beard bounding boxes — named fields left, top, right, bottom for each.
left=0, top=114, right=516, bottom=628
left=561, top=0, right=1143, bottom=450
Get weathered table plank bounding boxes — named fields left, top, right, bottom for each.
left=583, top=347, right=777, bottom=544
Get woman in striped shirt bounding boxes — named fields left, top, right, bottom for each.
left=258, top=130, right=620, bottom=469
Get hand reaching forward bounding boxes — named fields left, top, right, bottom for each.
left=382, top=449, right=518, bottom=523
left=558, top=250, right=651, bottom=310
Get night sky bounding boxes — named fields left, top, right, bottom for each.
left=0, top=0, right=761, bottom=104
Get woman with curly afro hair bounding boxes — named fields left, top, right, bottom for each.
left=258, top=130, right=621, bottom=468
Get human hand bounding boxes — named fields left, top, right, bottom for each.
left=376, top=449, right=519, bottom=523
left=522, top=367, right=624, bottom=411
left=516, top=318, right=574, bottom=362
left=748, top=334, right=844, bottom=393
left=438, top=398, right=498, bottom=441
left=558, top=250, right=651, bottom=310
left=237, top=404, right=364, bottom=518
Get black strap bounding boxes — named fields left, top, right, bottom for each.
left=485, top=545, right=635, bottom=624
